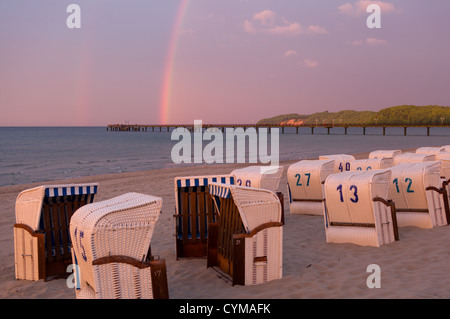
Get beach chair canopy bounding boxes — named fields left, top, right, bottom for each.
left=323, top=169, right=397, bottom=247
left=368, top=150, right=401, bottom=159
left=349, top=158, right=394, bottom=171
left=442, top=145, right=450, bottom=152
left=286, top=159, right=334, bottom=215
left=416, top=147, right=446, bottom=156
left=387, top=162, right=448, bottom=228
left=69, top=192, right=163, bottom=298
left=393, top=153, right=435, bottom=165
left=319, top=154, right=355, bottom=173
left=231, top=165, right=284, bottom=192
left=15, top=183, right=99, bottom=231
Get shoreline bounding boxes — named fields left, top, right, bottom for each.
left=3, top=147, right=449, bottom=299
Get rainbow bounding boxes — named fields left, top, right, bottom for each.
left=159, top=0, right=190, bottom=124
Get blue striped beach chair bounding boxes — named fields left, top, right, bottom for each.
left=207, top=182, right=283, bottom=286
left=174, top=175, right=235, bottom=259
left=14, top=183, right=99, bottom=281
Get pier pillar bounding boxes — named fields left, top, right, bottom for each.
left=296, top=127, right=299, bottom=134
left=427, top=127, right=430, bottom=136
left=404, top=127, right=407, bottom=136
left=327, top=127, right=330, bottom=135
left=363, top=127, right=366, bottom=135
left=311, top=127, right=314, bottom=135
left=282, top=127, right=284, bottom=134
left=383, top=127, right=386, bottom=135
left=345, top=127, right=347, bottom=135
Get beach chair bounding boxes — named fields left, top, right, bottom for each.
left=174, top=174, right=235, bottom=259
left=286, top=159, right=334, bottom=215
left=442, top=145, right=450, bottom=152
left=14, top=183, right=99, bottom=281
left=323, top=169, right=398, bottom=247
left=393, top=153, right=435, bottom=165
left=319, top=154, right=355, bottom=173
left=387, top=162, right=449, bottom=228
left=207, top=183, right=283, bottom=286
left=69, top=192, right=168, bottom=299
left=231, top=165, right=284, bottom=192
left=369, top=150, right=401, bottom=159
left=349, top=158, right=394, bottom=171
left=416, top=146, right=446, bottom=157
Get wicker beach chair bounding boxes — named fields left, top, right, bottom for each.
left=416, top=146, right=446, bottom=157
left=369, top=150, right=401, bottom=159
left=69, top=192, right=168, bottom=299
left=173, top=174, right=235, bottom=259
left=231, top=165, right=284, bottom=192
left=207, top=183, right=283, bottom=286
left=349, top=158, right=394, bottom=171
left=319, top=154, right=355, bottom=173
left=323, top=170, right=398, bottom=247
left=387, top=162, right=449, bottom=228
left=286, top=159, right=334, bottom=215
left=14, top=183, right=99, bottom=281
left=393, top=153, right=435, bottom=165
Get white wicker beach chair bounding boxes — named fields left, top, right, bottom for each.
left=323, top=170, right=398, bottom=247
left=442, top=145, right=450, bottom=152
left=369, top=150, right=402, bottom=159
left=349, top=158, right=394, bottom=171
left=319, top=154, right=355, bottom=173
left=14, top=183, right=99, bottom=281
left=207, top=183, right=283, bottom=286
left=416, top=146, right=446, bottom=157
left=231, top=165, right=284, bottom=192
left=387, top=162, right=449, bottom=228
left=69, top=192, right=168, bottom=299
left=286, top=159, right=334, bottom=215
left=393, top=153, right=435, bottom=165
left=173, top=174, right=235, bottom=259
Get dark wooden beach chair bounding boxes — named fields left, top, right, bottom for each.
left=207, top=182, right=283, bottom=286
left=174, top=175, right=235, bottom=259
left=14, top=184, right=99, bottom=281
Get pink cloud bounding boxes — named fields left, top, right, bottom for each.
left=365, top=37, right=387, bottom=46
left=283, top=50, right=298, bottom=57
left=244, top=10, right=327, bottom=36
left=338, top=0, right=398, bottom=16
left=300, top=59, right=319, bottom=68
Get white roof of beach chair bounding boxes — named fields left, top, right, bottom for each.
left=369, top=150, right=401, bottom=159
left=416, top=146, right=446, bottom=156
left=393, top=153, right=435, bottom=165
left=349, top=158, right=394, bottom=171
left=15, top=183, right=99, bottom=231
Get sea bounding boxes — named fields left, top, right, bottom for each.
left=0, top=126, right=449, bottom=187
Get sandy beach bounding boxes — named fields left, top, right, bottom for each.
left=1, top=150, right=449, bottom=299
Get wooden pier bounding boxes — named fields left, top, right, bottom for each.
left=106, top=123, right=450, bottom=136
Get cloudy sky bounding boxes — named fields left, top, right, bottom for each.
left=1, top=0, right=450, bottom=126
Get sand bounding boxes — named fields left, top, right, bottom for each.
left=1, top=151, right=449, bottom=299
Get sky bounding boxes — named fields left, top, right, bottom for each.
left=1, top=0, right=450, bottom=126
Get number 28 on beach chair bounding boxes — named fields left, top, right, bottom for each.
left=323, top=170, right=399, bottom=247
left=69, top=192, right=168, bottom=299
left=14, top=183, right=99, bottom=281
left=174, top=174, right=235, bottom=259
left=207, top=183, right=283, bottom=286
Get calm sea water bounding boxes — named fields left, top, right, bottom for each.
left=0, top=126, right=449, bottom=187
